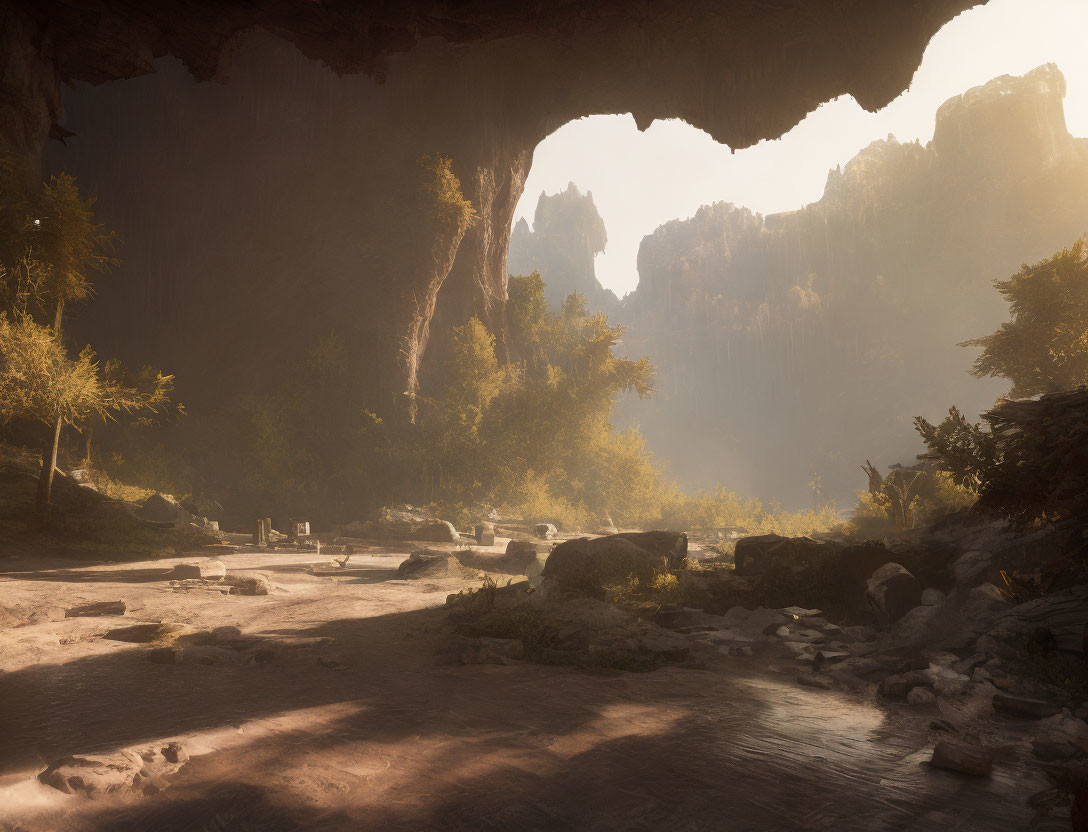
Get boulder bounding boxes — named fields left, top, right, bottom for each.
left=541, top=536, right=667, bottom=597
left=474, top=522, right=496, bottom=546
left=170, top=560, right=226, bottom=580
left=612, top=531, right=688, bottom=568
left=533, top=523, right=558, bottom=539
left=908, top=687, right=937, bottom=705
left=226, top=573, right=271, bottom=596
left=733, top=534, right=827, bottom=576
left=921, top=588, right=946, bottom=606
left=39, top=752, right=142, bottom=796
left=397, top=549, right=467, bottom=578
left=138, top=493, right=194, bottom=525
left=951, top=549, right=992, bottom=586
left=411, top=520, right=460, bottom=543
left=180, top=495, right=224, bottom=521
left=866, top=563, right=921, bottom=622
left=893, top=604, right=939, bottom=645
left=987, top=584, right=1088, bottom=653
left=992, top=693, right=1061, bottom=720
left=929, top=741, right=995, bottom=776
left=1032, top=713, right=1088, bottom=760
left=65, top=600, right=126, bottom=617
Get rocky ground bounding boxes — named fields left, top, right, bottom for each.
left=0, top=522, right=1085, bottom=831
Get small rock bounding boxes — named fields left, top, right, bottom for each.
left=796, top=672, right=834, bottom=690
left=474, top=522, right=496, bottom=546
left=170, top=560, right=226, bottom=580
left=780, top=606, right=822, bottom=619
left=929, top=741, right=995, bottom=776
left=211, top=625, right=243, bottom=642
left=814, top=650, right=850, bottom=666
left=972, top=667, right=992, bottom=683
left=411, top=521, right=460, bottom=543
left=908, top=687, right=937, bottom=705
left=843, top=625, right=878, bottom=642
left=252, top=648, right=275, bottom=664
left=533, top=523, right=558, bottom=539
left=226, top=574, right=271, bottom=596
left=866, top=563, right=921, bottom=622
left=728, top=645, right=753, bottom=657
left=951, top=550, right=992, bottom=585
left=317, top=656, right=345, bottom=670
left=880, top=674, right=912, bottom=699
left=921, top=588, right=946, bottom=606
left=160, top=742, right=188, bottom=765
left=65, top=600, right=126, bottom=618
left=773, top=625, right=791, bottom=637
left=993, top=693, right=1061, bottom=720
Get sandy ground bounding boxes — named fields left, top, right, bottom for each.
left=0, top=542, right=1051, bottom=832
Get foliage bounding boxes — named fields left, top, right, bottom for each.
left=961, top=238, right=1088, bottom=397
left=914, top=406, right=999, bottom=490
left=0, top=313, right=173, bottom=431
left=848, top=469, right=976, bottom=537
left=418, top=154, right=477, bottom=238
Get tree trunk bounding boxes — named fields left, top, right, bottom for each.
left=35, top=414, right=63, bottom=526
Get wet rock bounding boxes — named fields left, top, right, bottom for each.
left=892, top=605, right=939, bottom=645
left=541, top=536, right=667, bottom=598
left=1032, top=713, right=1088, bottom=761
left=65, top=600, right=126, bottom=617
left=474, top=522, right=496, bottom=546
left=170, top=559, right=225, bottom=580
left=993, top=693, right=1061, bottom=719
left=533, top=523, right=558, bottom=539
left=929, top=741, right=995, bottom=776
left=226, top=573, right=271, bottom=595
left=866, top=563, right=921, bottom=622
left=459, top=637, right=524, bottom=665
left=39, top=752, right=142, bottom=796
left=411, top=521, right=460, bottom=543
left=908, top=687, right=937, bottom=705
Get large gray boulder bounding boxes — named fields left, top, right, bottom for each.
left=612, top=531, right=688, bottom=568
left=542, top=536, right=668, bottom=598
left=138, top=493, right=196, bottom=525
left=732, top=534, right=828, bottom=576
left=987, top=584, right=1088, bottom=653
left=865, top=563, right=921, bottom=622
left=533, top=523, right=558, bottom=539
left=411, top=520, right=460, bottom=543
left=397, top=549, right=470, bottom=579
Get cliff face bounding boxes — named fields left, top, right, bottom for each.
left=620, top=65, right=1088, bottom=506
left=1, top=0, right=977, bottom=426
left=508, top=184, right=619, bottom=314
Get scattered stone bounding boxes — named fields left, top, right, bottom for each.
left=892, top=604, right=939, bottom=645
left=908, top=687, right=937, bottom=705
left=533, top=523, right=558, bottom=539
left=459, top=637, right=525, bottom=665
left=170, top=560, right=226, bottom=580
left=474, top=522, right=496, bottom=546
left=929, top=741, right=996, bottom=776
left=814, top=649, right=850, bottom=667
left=38, top=752, right=142, bottom=796
left=866, top=563, right=921, bottom=622
left=796, top=672, right=834, bottom=690
left=727, top=645, right=753, bottom=657
left=987, top=585, right=1088, bottom=654
left=65, top=600, right=126, bottom=618
left=655, top=605, right=720, bottom=630
left=972, top=667, right=993, bottom=683
left=138, top=493, right=193, bottom=525
left=843, top=625, right=878, bottom=643
left=921, top=588, right=946, bottom=606
left=780, top=606, right=822, bottom=619
left=773, top=625, right=791, bottom=637
left=880, top=674, right=912, bottom=699
left=411, top=521, right=460, bottom=543
left=993, top=693, right=1061, bottom=720
left=225, top=573, right=271, bottom=596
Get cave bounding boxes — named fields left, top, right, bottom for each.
left=4, top=0, right=980, bottom=422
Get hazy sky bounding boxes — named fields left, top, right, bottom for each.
left=514, top=0, right=1088, bottom=297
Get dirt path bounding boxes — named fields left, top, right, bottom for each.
left=0, top=547, right=1047, bottom=831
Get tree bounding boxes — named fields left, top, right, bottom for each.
left=961, top=238, right=1088, bottom=397
left=914, top=406, right=999, bottom=491
left=0, top=314, right=173, bottom=523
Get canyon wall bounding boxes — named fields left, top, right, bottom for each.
left=509, top=184, right=619, bottom=314
left=618, top=65, right=1088, bottom=506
